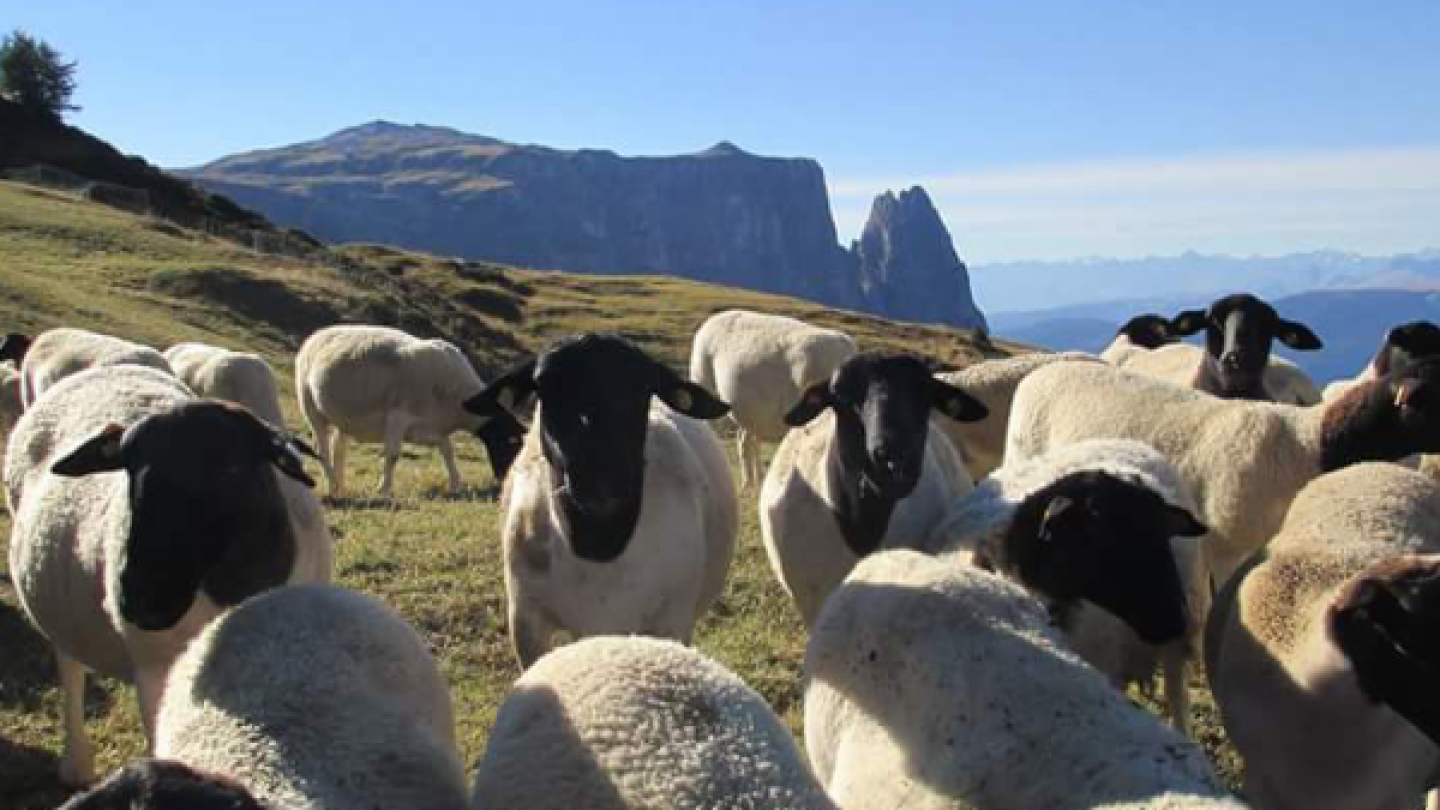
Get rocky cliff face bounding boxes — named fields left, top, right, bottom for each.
left=184, top=122, right=985, bottom=328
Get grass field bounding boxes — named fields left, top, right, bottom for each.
left=0, top=179, right=1240, bottom=808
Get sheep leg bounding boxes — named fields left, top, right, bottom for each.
left=300, top=392, right=339, bottom=496
left=1427, top=790, right=1440, bottom=810
left=329, top=432, right=348, bottom=497
left=737, top=427, right=758, bottom=490
left=133, top=667, right=166, bottom=746
left=510, top=602, right=559, bottom=670
left=377, top=415, right=406, bottom=497
left=1161, top=649, right=1192, bottom=738
left=437, top=435, right=463, bottom=494
left=55, top=649, right=95, bottom=787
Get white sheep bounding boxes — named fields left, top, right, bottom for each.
left=163, top=341, right=285, bottom=426
left=1120, top=344, right=1322, bottom=405
left=1099, top=313, right=1181, bottom=366
left=924, top=438, right=1210, bottom=735
left=472, top=635, right=837, bottom=810
left=804, top=550, right=1235, bottom=810
left=1005, top=358, right=1440, bottom=587
left=60, top=585, right=468, bottom=810
left=760, top=352, right=986, bottom=628
left=464, top=333, right=738, bottom=667
left=19, top=327, right=173, bottom=407
left=934, top=351, right=1099, bottom=480
left=5, top=365, right=331, bottom=786
left=1114, top=294, right=1323, bottom=404
left=689, top=309, right=857, bottom=489
left=295, top=324, right=524, bottom=497
left=1206, top=463, right=1440, bottom=810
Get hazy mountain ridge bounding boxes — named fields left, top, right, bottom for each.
left=183, top=121, right=986, bottom=329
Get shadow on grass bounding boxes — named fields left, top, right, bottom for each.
left=321, top=495, right=405, bottom=511
left=0, top=736, right=69, bottom=810
left=420, top=483, right=500, bottom=502
left=0, top=600, right=56, bottom=713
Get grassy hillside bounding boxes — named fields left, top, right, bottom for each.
left=0, top=180, right=1237, bottom=808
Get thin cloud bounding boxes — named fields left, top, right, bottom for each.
left=828, top=147, right=1440, bottom=261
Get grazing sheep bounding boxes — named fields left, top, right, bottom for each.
left=295, top=324, right=524, bottom=497
left=1005, top=359, right=1440, bottom=587
left=1116, top=294, right=1323, bottom=403
left=1, top=361, right=20, bottom=437
left=0, top=331, right=32, bottom=364
left=804, top=550, right=1234, bottom=810
left=19, top=327, right=172, bottom=407
left=472, top=635, right=837, bottom=810
left=463, top=334, right=738, bottom=667
left=934, top=351, right=1099, bottom=480
left=925, top=438, right=1210, bottom=734
left=1206, top=463, right=1440, bottom=810
left=1100, top=313, right=1181, bottom=365
left=164, top=342, right=285, bottom=426
left=5, top=365, right=331, bottom=786
left=61, top=585, right=468, bottom=810
left=689, top=309, right=858, bottom=489
left=760, top=352, right=987, bottom=628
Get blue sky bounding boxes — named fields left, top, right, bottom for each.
left=9, top=1, right=1440, bottom=261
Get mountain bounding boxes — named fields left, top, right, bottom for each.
left=973, top=251, right=1440, bottom=314
left=182, top=122, right=986, bottom=329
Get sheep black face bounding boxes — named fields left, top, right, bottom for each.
left=1171, top=293, right=1322, bottom=400
left=1330, top=555, right=1440, bottom=745
left=475, top=407, right=525, bottom=484
left=464, top=334, right=728, bottom=562
left=52, top=401, right=316, bottom=631
left=1327, top=360, right=1440, bottom=469
left=1373, top=321, right=1440, bottom=377
left=1115, top=314, right=1177, bottom=350
left=1003, top=471, right=1207, bottom=645
left=0, top=331, right=31, bottom=364
left=786, top=353, right=987, bottom=556
left=57, top=759, right=263, bottom=810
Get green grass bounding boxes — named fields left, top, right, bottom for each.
left=0, top=179, right=1238, bottom=808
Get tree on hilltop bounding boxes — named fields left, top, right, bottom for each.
left=0, top=29, right=78, bottom=121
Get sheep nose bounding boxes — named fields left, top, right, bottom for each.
left=1220, top=351, right=1245, bottom=370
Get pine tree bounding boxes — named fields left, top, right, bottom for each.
left=0, top=30, right=79, bottom=121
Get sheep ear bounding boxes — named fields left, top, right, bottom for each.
left=1170, top=310, right=1209, bottom=336
left=0, top=332, right=31, bottom=364
left=655, top=379, right=730, bottom=419
left=930, top=378, right=988, bottom=423
left=1165, top=504, right=1208, bottom=538
left=52, top=423, right=127, bottom=477
left=785, top=382, right=833, bottom=427
left=466, top=358, right=538, bottom=417
left=268, top=434, right=317, bottom=488
left=1276, top=319, right=1323, bottom=351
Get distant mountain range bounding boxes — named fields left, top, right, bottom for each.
left=181, top=122, right=986, bottom=329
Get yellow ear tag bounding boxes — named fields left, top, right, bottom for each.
left=1396, top=383, right=1414, bottom=408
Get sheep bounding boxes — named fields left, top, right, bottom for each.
left=1, top=360, right=20, bottom=438
left=471, top=635, right=837, bottom=810
left=1206, top=463, right=1440, bottom=810
left=688, top=309, right=858, bottom=490
left=933, top=351, right=1099, bottom=480
left=804, top=549, right=1235, bottom=810
left=1100, top=313, right=1181, bottom=365
left=1323, top=320, right=1440, bottom=402
left=759, top=352, right=987, bottom=628
left=463, top=333, right=738, bottom=668
left=163, top=341, right=285, bottom=427
left=0, top=331, right=32, bottom=364
left=924, top=438, right=1210, bottom=734
left=18, top=327, right=173, bottom=408
left=294, top=324, right=525, bottom=497
left=60, top=584, right=469, bottom=810
left=4, top=364, right=331, bottom=786
left=1004, top=358, right=1440, bottom=588
left=1115, top=294, right=1323, bottom=403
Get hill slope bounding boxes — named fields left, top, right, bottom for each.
left=0, top=179, right=1025, bottom=809
left=181, top=121, right=988, bottom=329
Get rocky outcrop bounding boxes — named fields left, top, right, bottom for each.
left=183, top=122, right=985, bottom=328
left=853, top=186, right=987, bottom=329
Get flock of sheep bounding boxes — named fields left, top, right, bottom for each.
left=2, top=292, right=1439, bottom=809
